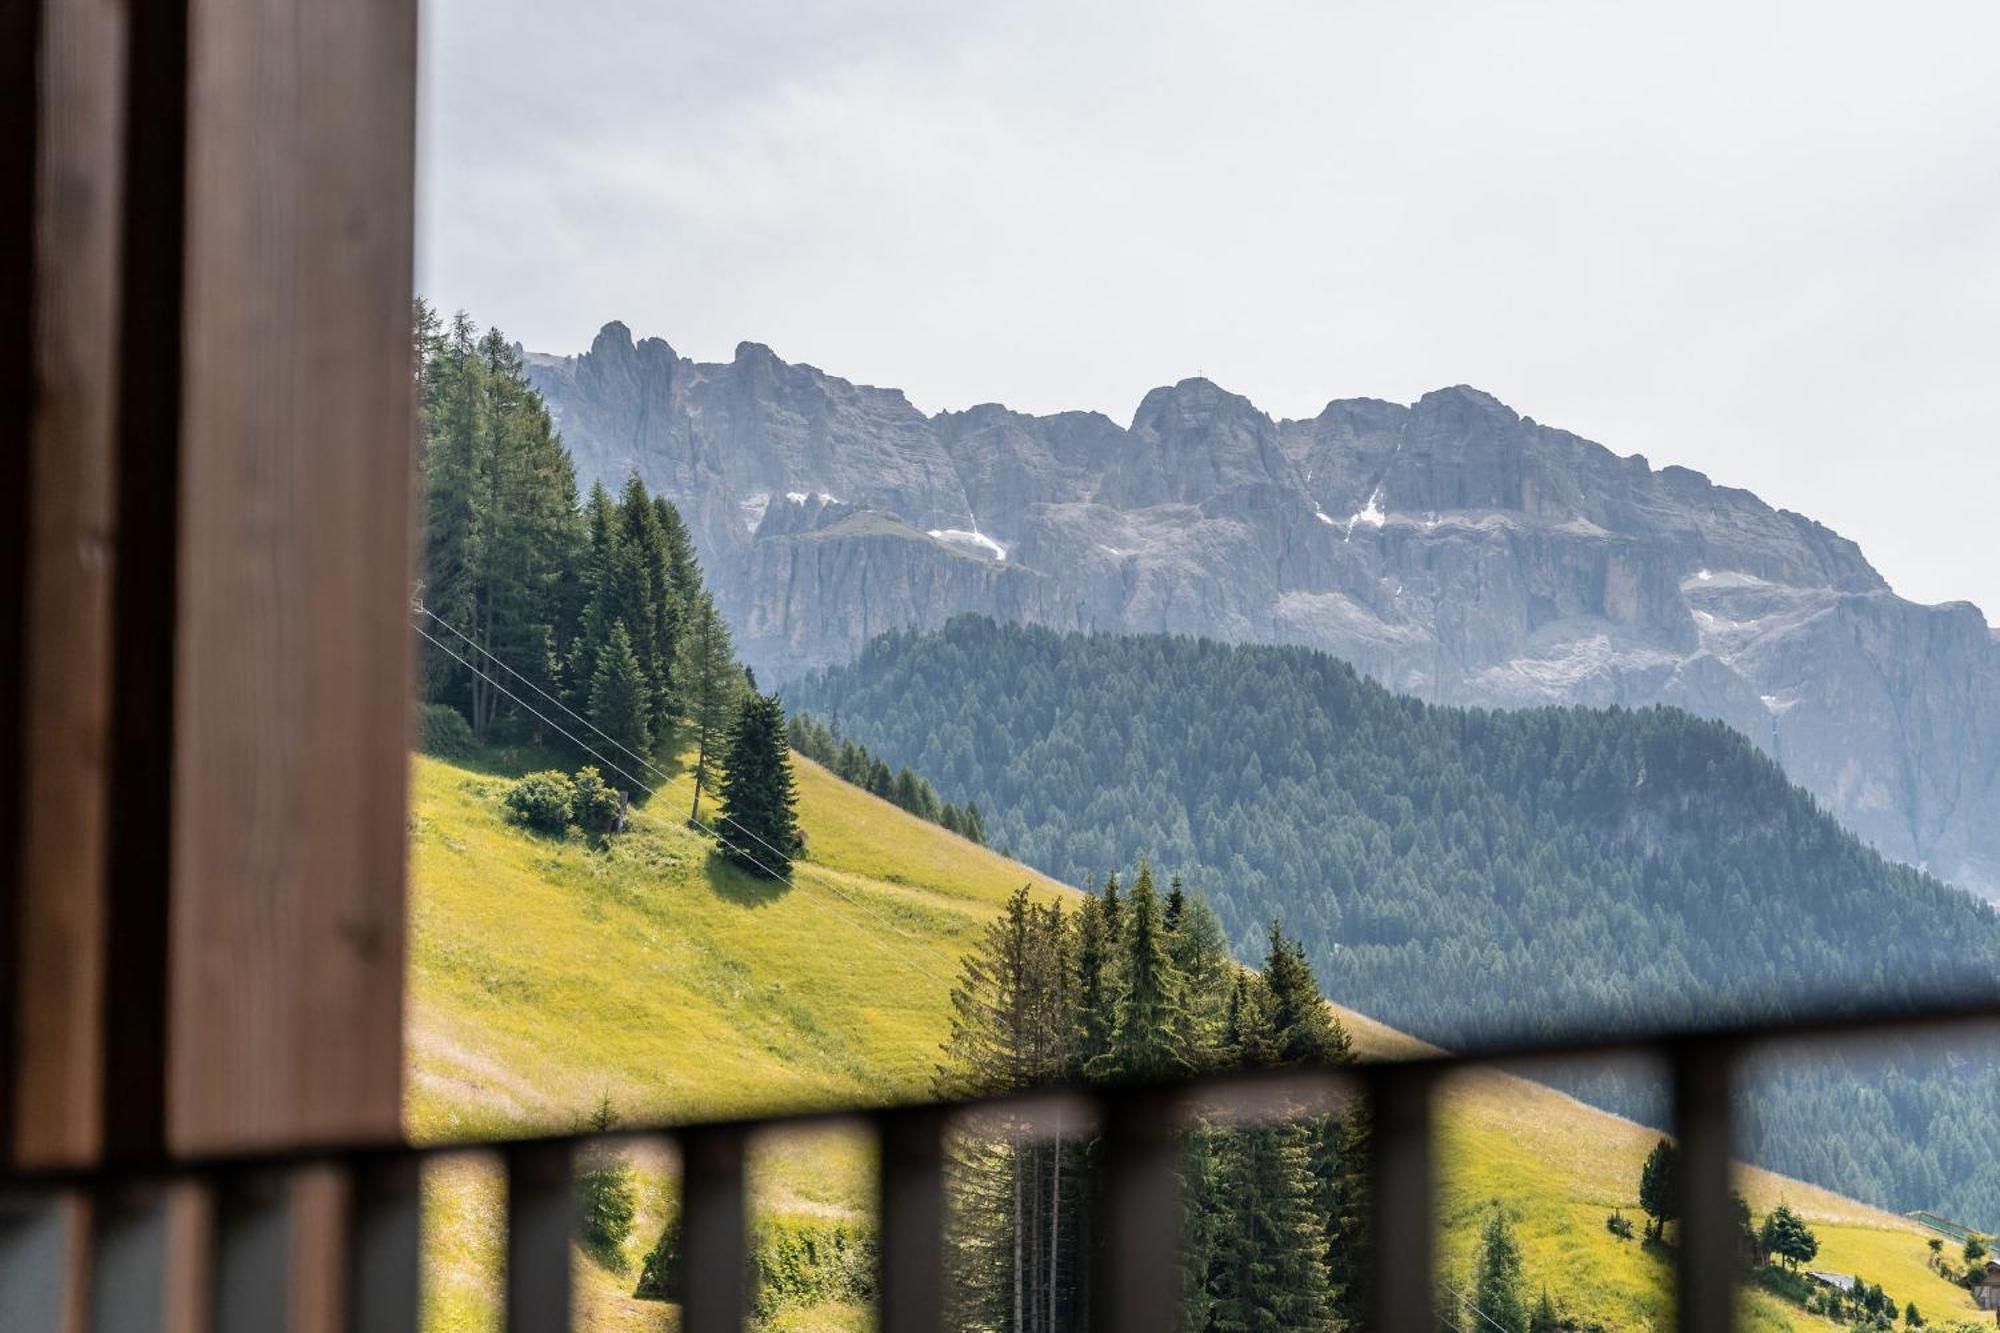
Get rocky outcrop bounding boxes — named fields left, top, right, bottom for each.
left=525, top=324, right=2000, bottom=902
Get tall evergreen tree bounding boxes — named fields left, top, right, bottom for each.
left=936, top=889, right=1080, bottom=1333
left=588, top=621, right=652, bottom=763
left=715, top=691, right=800, bottom=878
left=1092, top=863, right=1189, bottom=1082
left=416, top=310, right=580, bottom=740
left=1473, top=1207, right=1529, bottom=1333
left=1209, top=978, right=1337, bottom=1333
left=681, top=589, right=740, bottom=822
left=1639, top=1139, right=1678, bottom=1241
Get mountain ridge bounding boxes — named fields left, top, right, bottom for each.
left=523, top=323, right=2000, bottom=901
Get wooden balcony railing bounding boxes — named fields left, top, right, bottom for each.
left=4, top=998, right=1995, bottom=1331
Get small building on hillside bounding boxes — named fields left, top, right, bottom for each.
left=1806, top=1271, right=1856, bottom=1294
left=1973, top=1259, right=2000, bottom=1312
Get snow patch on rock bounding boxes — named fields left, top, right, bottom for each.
left=930, top=527, right=1008, bottom=561
left=1345, top=488, right=1387, bottom=540
left=740, top=492, right=771, bottom=532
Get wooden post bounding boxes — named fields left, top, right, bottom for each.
left=167, top=0, right=418, bottom=1154
left=4, top=0, right=419, bottom=1168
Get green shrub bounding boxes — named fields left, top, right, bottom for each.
left=571, top=766, right=624, bottom=834
left=636, top=1213, right=875, bottom=1314
left=749, top=1216, right=875, bottom=1319
left=417, top=702, right=475, bottom=758
left=503, top=770, right=575, bottom=833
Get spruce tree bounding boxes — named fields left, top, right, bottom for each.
left=1473, top=1206, right=1529, bottom=1333
left=1211, top=979, right=1336, bottom=1333
left=680, top=590, right=740, bottom=822
left=935, top=889, right=1080, bottom=1332
left=715, top=690, right=799, bottom=878
left=589, top=622, right=652, bottom=763
left=1072, top=893, right=1116, bottom=1072
left=1528, top=1286, right=1560, bottom=1333
left=1092, top=863, right=1188, bottom=1082
left=1638, top=1139, right=1678, bottom=1241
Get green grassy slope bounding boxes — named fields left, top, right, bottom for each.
left=407, top=747, right=1986, bottom=1331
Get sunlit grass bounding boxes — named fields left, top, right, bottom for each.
left=407, top=741, right=1982, bottom=1330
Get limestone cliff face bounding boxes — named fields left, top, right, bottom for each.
left=526, top=323, right=2000, bottom=901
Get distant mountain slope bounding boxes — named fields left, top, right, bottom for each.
left=406, top=747, right=1984, bottom=1331
left=790, top=617, right=2000, bottom=1227
left=524, top=326, right=2000, bottom=901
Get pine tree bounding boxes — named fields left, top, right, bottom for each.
left=715, top=690, right=799, bottom=878
left=1639, top=1139, right=1678, bottom=1241
left=681, top=590, right=740, bottom=823
left=1473, top=1206, right=1529, bottom=1333
left=1262, top=922, right=1351, bottom=1065
left=416, top=311, right=580, bottom=740
left=1210, top=979, right=1337, bottom=1333
left=1528, top=1286, right=1560, bottom=1333
left=1072, top=892, right=1116, bottom=1072
left=614, top=478, right=679, bottom=732
left=936, top=889, right=1080, bottom=1333
left=1092, top=863, right=1188, bottom=1082
left=589, top=622, right=652, bottom=762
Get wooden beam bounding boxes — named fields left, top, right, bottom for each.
left=167, top=0, right=416, bottom=1154
left=7, top=0, right=131, bottom=1170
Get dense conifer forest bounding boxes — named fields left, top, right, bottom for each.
left=938, top=869, right=1370, bottom=1332
left=795, top=617, right=2000, bottom=1227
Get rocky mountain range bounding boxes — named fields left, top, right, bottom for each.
left=524, top=321, right=2000, bottom=902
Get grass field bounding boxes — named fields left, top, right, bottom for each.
left=406, top=741, right=1987, bottom=1331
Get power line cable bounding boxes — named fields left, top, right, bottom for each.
left=411, top=622, right=658, bottom=799
left=414, top=600, right=675, bottom=785
left=1438, top=1281, right=1514, bottom=1333
left=413, top=615, right=967, bottom=989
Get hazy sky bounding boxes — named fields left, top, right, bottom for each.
left=420, top=1, right=2000, bottom=619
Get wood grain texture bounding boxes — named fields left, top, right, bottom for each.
left=168, top=0, right=417, bottom=1154
left=9, top=0, right=129, bottom=1169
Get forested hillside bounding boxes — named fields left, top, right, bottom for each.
left=794, top=617, right=2000, bottom=1227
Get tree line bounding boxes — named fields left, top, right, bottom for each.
left=936, top=865, right=1368, bottom=1332
left=788, top=712, right=985, bottom=843
left=792, top=616, right=2000, bottom=1229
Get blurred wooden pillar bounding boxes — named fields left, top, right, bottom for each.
left=3, top=0, right=418, bottom=1171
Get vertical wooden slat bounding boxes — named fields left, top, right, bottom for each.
left=1090, top=1091, right=1181, bottom=1333
left=877, top=1109, right=945, bottom=1333
left=8, top=0, right=131, bottom=1171
left=1672, top=1040, right=1737, bottom=1333
left=679, top=1126, right=747, bottom=1333
left=504, top=1143, right=575, bottom=1332
left=1366, top=1065, right=1435, bottom=1333
left=287, top=1165, right=348, bottom=1333
left=345, top=1156, right=421, bottom=1333
left=161, top=1180, right=215, bottom=1333
left=0, top=1193, right=84, bottom=1333
left=166, top=0, right=417, bottom=1155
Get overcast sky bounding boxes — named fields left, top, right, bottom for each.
left=419, top=0, right=2000, bottom=619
